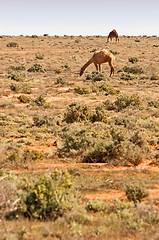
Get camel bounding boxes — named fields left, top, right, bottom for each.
left=107, top=29, right=119, bottom=42
left=80, top=49, right=115, bottom=77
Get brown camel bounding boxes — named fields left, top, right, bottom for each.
left=80, top=49, right=115, bottom=77
left=107, top=29, right=119, bottom=42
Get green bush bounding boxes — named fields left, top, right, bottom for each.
left=129, top=57, right=139, bottom=64
left=9, top=65, right=25, bottom=71
left=122, top=65, right=143, bottom=74
left=120, top=73, right=136, bottom=80
left=150, top=74, right=159, bottom=80
left=104, top=99, right=116, bottom=110
left=125, top=184, right=149, bottom=205
left=54, top=77, right=65, bottom=85
left=33, top=115, right=54, bottom=127
left=23, top=149, right=44, bottom=162
left=31, top=35, right=38, bottom=38
left=54, top=68, right=62, bottom=74
left=90, top=106, right=108, bottom=123
left=64, top=102, right=91, bottom=123
left=28, top=64, right=45, bottom=73
left=35, top=52, right=44, bottom=60
left=74, top=86, right=91, bottom=94
left=92, top=81, right=120, bottom=95
left=87, top=199, right=107, bottom=212
left=18, top=95, right=31, bottom=103
left=34, top=95, right=49, bottom=108
left=86, top=72, right=108, bottom=82
left=8, top=72, right=25, bottom=82
left=20, top=170, right=78, bottom=219
left=104, top=94, right=144, bottom=111
left=58, top=126, right=94, bottom=157
left=75, top=39, right=81, bottom=43
left=4, top=146, right=44, bottom=167
left=114, top=94, right=144, bottom=111
left=83, top=126, right=148, bottom=165
left=148, top=99, right=159, bottom=108
left=10, top=83, right=32, bottom=94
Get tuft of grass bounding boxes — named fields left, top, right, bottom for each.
left=7, top=42, right=19, bottom=47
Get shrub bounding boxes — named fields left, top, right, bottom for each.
left=9, top=65, right=25, bottom=71
left=110, top=50, right=118, bottom=55
left=64, top=102, right=90, bottom=123
left=7, top=42, right=19, bottom=47
left=23, top=149, right=44, bottom=162
left=74, top=86, right=91, bottom=94
left=129, top=57, right=139, bottom=64
left=114, top=94, right=144, bottom=111
left=34, top=95, right=49, bottom=107
left=105, top=94, right=144, bottom=112
left=28, top=64, right=45, bottom=73
left=83, top=126, right=148, bottom=165
left=86, top=72, right=108, bottom=81
left=10, top=83, right=20, bottom=92
left=33, top=115, right=54, bottom=127
left=87, top=199, right=107, bottom=212
left=92, top=81, right=120, bottom=95
left=148, top=99, right=159, bottom=108
left=10, top=83, right=32, bottom=94
left=122, top=65, right=143, bottom=74
left=18, top=95, right=31, bottom=103
left=58, top=127, right=94, bottom=157
left=35, top=52, right=44, bottom=60
left=90, top=106, right=108, bottom=123
left=75, top=39, right=81, bottom=43
left=19, top=170, right=78, bottom=219
left=54, top=77, right=65, bottom=85
left=54, top=68, right=62, bottom=74
left=8, top=72, right=25, bottom=82
left=31, top=35, right=38, bottom=38
left=150, top=74, right=159, bottom=80
left=125, top=184, right=149, bottom=205
left=104, top=99, right=116, bottom=111
left=4, top=145, right=44, bottom=168
left=120, top=73, right=136, bottom=81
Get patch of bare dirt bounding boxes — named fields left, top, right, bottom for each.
left=84, top=190, right=125, bottom=201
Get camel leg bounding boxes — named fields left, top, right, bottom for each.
left=94, top=63, right=99, bottom=71
left=109, top=61, right=114, bottom=77
left=99, top=64, right=102, bottom=72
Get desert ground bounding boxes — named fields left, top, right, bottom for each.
left=0, top=34, right=159, bottom=240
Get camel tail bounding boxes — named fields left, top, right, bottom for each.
left=80, top=58, right=93, bottom=76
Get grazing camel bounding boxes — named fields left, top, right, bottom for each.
left=107, top=29, right=119, bottom=42
left=80, top=49, right=115, bottom=77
